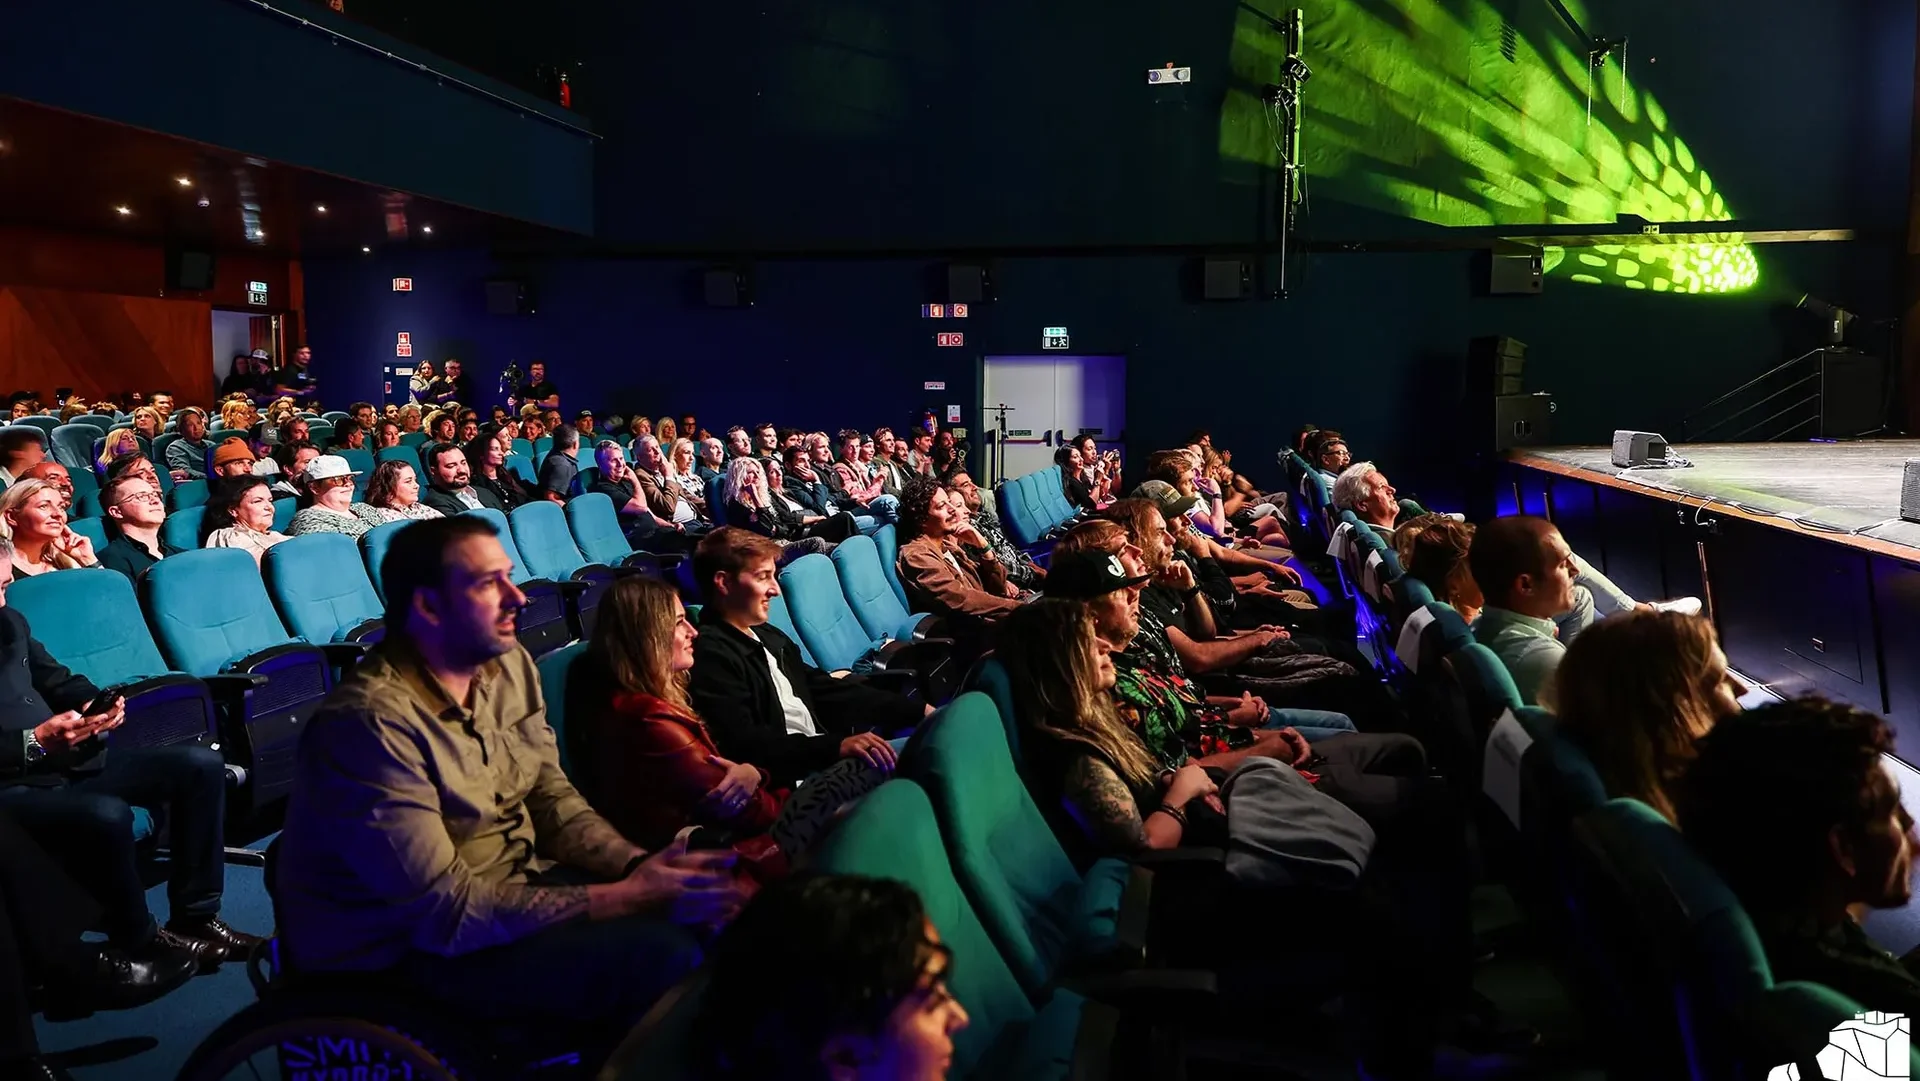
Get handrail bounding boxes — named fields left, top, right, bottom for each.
left=1696, top=373, right=1819, bottom=442
left=1682, top=350, right=1824, bottom=443
left=1723, top=392, right=1820, bottom=443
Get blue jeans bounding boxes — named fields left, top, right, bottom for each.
left=1263, top=708, right=1358, bottom=744
left=861, top=495, right=901, bottom=525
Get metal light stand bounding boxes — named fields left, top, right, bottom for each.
left=1264, top=9, right=1310, bottom=298
left=986, top=403, right=1017, bottom=486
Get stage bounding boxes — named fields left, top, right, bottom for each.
left=1502, top=439, right=1920, bottom=763
left=1511, top=440, right=1920, bottom=561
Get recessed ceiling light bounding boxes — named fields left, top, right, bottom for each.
left=422, top=225, right=433, bottom=235
left=361, top=246, right=371, bottom=253
left=197, top=196, right=210, bottom=208
left=315, top=204, right=328, bottom=214
left=174, top=176, right=192, bottom=187
left=113, top=205, right=132, bottom=216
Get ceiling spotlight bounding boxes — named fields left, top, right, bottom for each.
left=113, top=205, right=132, bottom=216
left=361, top=245, right=371, bottom=253
left=196, top=195, right=210, bottom=208
left=175, top=176, right=192, bottom=187
left=315, top=204, right=328, bottom=214
left=422, top=225, right=433, bottom=235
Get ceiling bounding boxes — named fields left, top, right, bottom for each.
left=0, top=96, right=578, bottom=256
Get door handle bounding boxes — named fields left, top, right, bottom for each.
left=1042, top=430, right=1053, bottom=447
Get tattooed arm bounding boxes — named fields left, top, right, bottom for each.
left=1057, top=753, right=1177, bottom=855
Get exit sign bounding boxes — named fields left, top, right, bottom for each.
left=936, top=332, right=965, bottom=347
left=246, top=280, right=269, bottom=307
left=1043, top=326, right=1070, bottom=349
left=392, top=278, right=413, bottom=292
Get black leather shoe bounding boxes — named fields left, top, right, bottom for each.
left=151, top=925, right=225, bottom=971
left=167, top=917, right=266, bottom=964
left=39, top=943, right=197, bottom=1020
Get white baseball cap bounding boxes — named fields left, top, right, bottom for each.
left=304, top=455, right=361, bottom=482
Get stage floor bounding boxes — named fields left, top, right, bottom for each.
left=1513, top=440, right=1920, bottom=556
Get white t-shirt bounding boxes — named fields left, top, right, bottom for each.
left=753, top=629, right=818, bottom=737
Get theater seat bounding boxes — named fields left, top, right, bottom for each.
left=167, top=479, right=210, bottom=511
left=870, top=523, right=909, bottom=609
left=398, top=432, right=428, bottom=449
left=10, top=569, right=221, bottom=756
left=831, top=533, right=933, bottom=642
left=262, top=534, right=385, bottom=646
left=144, top=549, right=336, bottom=814
left=904, top=693, right=1142, bottom=998
left=359, top=520, right=412, bottom=601
left=779, top=553, right=950, bottom=699
left=68, top=517, right=109, bottom=554
left=50, top=423, right=103, bottom=472
left=763, top=592, right=815, bottom=668
left=563, top=493, right=684, bottom=577
left=375, top=445, right=422, bottom=475
left=535, top=640, right=588, bottom=779
left=811, top=780, right=1116, bottom=1079
left=272, top=497, right=296, bottom=533
left=161, top=506, right=207, bottom=553
left=511, top=501, right=612, bottom=634
left=464, top=508, right=576, bottom=658
left=504, top=454, right=536, bottom=485
left=962, top=655, right=1022, bottom=767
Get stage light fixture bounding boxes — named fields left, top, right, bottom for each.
left=1797, top=295, right=1856, bottom=345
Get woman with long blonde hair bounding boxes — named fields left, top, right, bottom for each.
left=999, top=598, right=1216, bottom=864
left=95, top=428, right=142, bottom=478
left=1552, top=609, right=1744, bottom=823
left=655, top=417, right=678, bottom=443
left=0, top=480, right=98, bottom=574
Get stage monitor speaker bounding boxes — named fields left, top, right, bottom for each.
left=484, top=278, right=536, bottom=315
left=165, top=249, right=216, bottom=291
left=1494, top=393, right=1552, bottom=451
left=1612, top=430, right=1671, bottom=468
left=1817, top=350, right=1885, bottom=437
left=1202, top=258, right=1251, bottom=300
left=1902, top=461, right=1920, bottom=524
left=1486, top=249, right=1543, bottom=295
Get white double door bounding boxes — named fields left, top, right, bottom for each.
left=980, top=354, right=1125, bottom=482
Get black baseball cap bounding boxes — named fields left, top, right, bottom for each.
left=1044, top=551, right=1152, bottom=600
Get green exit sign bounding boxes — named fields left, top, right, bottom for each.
left=247, top=280, right=268, bottom=293
left=1043, top=326, right=1067, bottom=337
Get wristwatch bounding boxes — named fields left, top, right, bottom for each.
left=22, top=730, right=44, bottom=765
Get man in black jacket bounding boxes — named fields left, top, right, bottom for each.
left=687, top=528, right=920, bottom=787
left=0, top=543, right=260, bottom=976
left=420, top=443, right=506, bottom=516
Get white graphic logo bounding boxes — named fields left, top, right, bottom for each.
left=1769, top=1012, right=1909, bottom=1080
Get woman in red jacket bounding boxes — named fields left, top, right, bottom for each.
left=577, top=575, right=787, bottom=879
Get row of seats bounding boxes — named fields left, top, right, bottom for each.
left=996, top=464, right=1079, bottom=549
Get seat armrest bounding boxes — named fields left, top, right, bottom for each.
left=202, top=673, right=269, bottom=700
left=870, top=637, right=953, bottom=674
left=1064, top=968, right=1218, bottom=1021
left=907, top=614, right=948, bottom=642
left=553, top=579, right=591, bottom=597
left=845, top=670, right=917, bottom=698
left=620, top=551, right=686, bottom=573
left=1114, top=863, right=1154, bottom=958
left=320, top=642, right=372, bottom=668
left=1067, top=1000, right=1119, bottom=1081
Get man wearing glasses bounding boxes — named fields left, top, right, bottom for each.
left=98, top=476, right=179, bottom=581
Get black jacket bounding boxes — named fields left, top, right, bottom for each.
left=420, top=481, right=505, bottom=518
left=782, top=473, right=840, bottom=517
left=689, top=611, right=916, bottom=787
left=0, top=608, right=101, bottom=784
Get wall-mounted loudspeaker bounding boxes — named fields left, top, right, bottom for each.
left=703, top=267, right=753, bottom=308
left=946, top=264, right=990, bottom=305
left=1202, top=258, right=1251, bottom=300
left=484, top=278, right=537, bottom=315
left=165, top=249, right=216, bottom=291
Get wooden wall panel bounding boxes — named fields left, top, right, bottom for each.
left=0, top=287, right=214, bottom=404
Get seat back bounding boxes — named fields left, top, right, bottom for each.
left=1039, top=464, right=1076, bottom=526
left=1447, top=642, right=1523, bottom=731
left=510, top=438, right=533, bottom=459
left=1395, top=600, right=1474, bottom=676
left=321, top=411, right=350, bottom=425
left=997, top=478, right=1041, bottom=547
left=763, top=592, right=815, bottom=668
left=505, top=454, right=536, bottom=485
left=904, top=693, right=1085, bottom=994
left=870, top=522, right=910, bottom=608
left=145, top=549, right=299, bottom=675
left=272, top=497, right=296, bottom=533
left=167, top=478, right=210, bottom=511
left=161, top=505, right=208, bottom=552
left=777, top=553, right=873, bottom=672
left=464, top=508, right=534, bottom=583
left=337, top=448, right=375, bottom=477
left=359, top=520, right=414, bottom=601
left=398, top=431, right=428, bottom=448
left=51, top=423, right=103, bottom=471
left=11, top=569, right=171, bottom=685
left=263, top=534, right=383, bottom=643
left=73, top=413, right=116, bottom=432
left=811, top=780, right=1040, bottom=1078
left=831, top=533, right=915, bottom=641
left=536, top=641, right=588, bottom=778
left=512, top=501, right=590, bottom=579
left=565, top=492, right=633, bottom=565
left=376, top=445, right=422, bottom=474
left=13, top=416, right=56, bottom=437
left=963, top=655, right=1022, bottom=767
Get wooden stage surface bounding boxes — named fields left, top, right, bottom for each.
left=1510, top=441, right=1920, bottom=563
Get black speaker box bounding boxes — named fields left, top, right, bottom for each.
left=1202, top=258, right=1251, bottom=300
left=702, top=267, right=753, bottom=308
left=166, top=249, right=216, bottom=291
left=484, top=278, right=537, bottom=315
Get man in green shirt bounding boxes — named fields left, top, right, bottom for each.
left=277, top=516, right=742, bottom=1032
left=1467, top=516, right=1581, bottom=707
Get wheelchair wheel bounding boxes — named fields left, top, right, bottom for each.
left=175, top=993, right=479, bottom=1081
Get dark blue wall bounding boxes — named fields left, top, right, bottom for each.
left=2, top=0, right=594, bottom=234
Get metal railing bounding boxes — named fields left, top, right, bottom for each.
left=1681, top=349, right=1825, bottom=444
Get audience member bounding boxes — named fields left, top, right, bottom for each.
left=539, top=425, right=582, bottom=503
left=276, top=516, right=739, bottom=1035
left=895, top=476, right=1017, bottom=664
left=129, top=408, right=161, bottom=443
left=780, top=446, right=872, bottom=533
left=692, top=874, right=968, bottom=1081
left=0, top=481, right=97, bottom=575
left=458, top=413, right=480, bottom=445
left=1468, top=516, right=1579, bottom=707
left=420, top=444, right=506, bottom=516
left=425, top=411, right=457, bottom=446
left=575, top=410, right=598, bottom=440
left=98, top=475, right=177, bottom=580
left=1332, top=461, right=1401, bottom=537
left=722, top=458, right=841, bottom=559
left=724, top=426, right=752, bottom=461
left=632, top=436, right=707, bottom=535
left=273, top=345, right=321, bottom=408
left=1553, top=610, right=1741, bottom=821
left=18, top=463, right=71, bottom=513
left=655, top=417, right=679, bottom=444
left=1680, top=698, right=1920, bottom=1016
left=166, top=408, right=211, bottom=481
left=219, top=354, right=260, bottom=400
left=0, top=537, right=263, bottom=972
left=765, top=458, right=858, bottom=541
left=466, top=431, right=533, bottom=510
left=661, top=437, right=713, bottom=523
left=695, top=437, right=727, bottom=483
left=514, top=360, right=560, bottom=409
left=593, top=442, right=686, bottom=550
left=349, top=402, right=378, bottom=431
left=946, top=472, right=1043, bottom=588
left=398, top=404, right=425, bottom=434
left=688, top=529, right=918, bottom=790
left=96, top=429, right=141, bottom=478
left=329, top=421, right=367, bottom=453
left=202, top=477, right=290, bottom=566
left=0, top=430, right=44, bottom=488
left=1394, top=514, right=1481, bottom=622
left=361, top=460, right=444, bottom=524
left=425, top=358, right=470, bottom=410
left=288, top=456, right=379, bottom=539
left=211, top=438, right=257, bottom=479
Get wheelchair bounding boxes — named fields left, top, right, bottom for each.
left=175, top=845, right=607, bottom=1081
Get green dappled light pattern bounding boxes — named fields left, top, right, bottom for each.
left=1222, top=0, right=1759, bottom=294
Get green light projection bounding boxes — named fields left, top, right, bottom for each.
left=1222, top=0, right=1759, bottom=294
